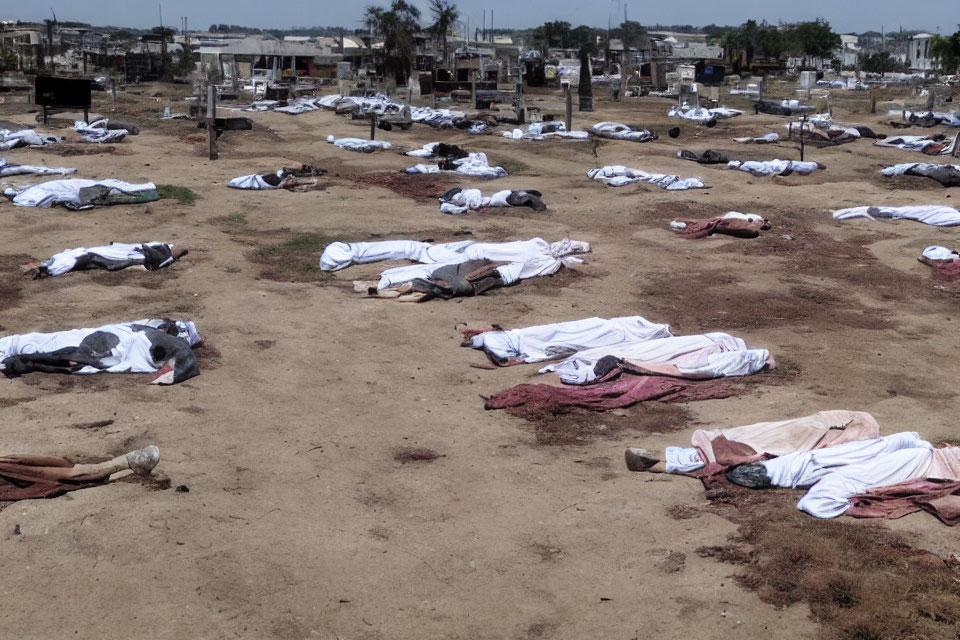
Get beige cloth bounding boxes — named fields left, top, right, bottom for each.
left=928, top=447, right=960, bottom=481
left=691, top=410, right=881, bottom=465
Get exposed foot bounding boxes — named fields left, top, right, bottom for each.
left=126, top=445, right=160, bottom=475
left=625, top=448, right=661, bottom=472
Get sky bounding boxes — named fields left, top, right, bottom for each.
left=4, top=0, right=955, bottom=35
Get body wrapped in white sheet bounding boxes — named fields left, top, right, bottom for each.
left=467, top=316, right=673, bottom=364
left=833, top=205, right=960, bottom=227
left=540, top=332, right=769, bottom=385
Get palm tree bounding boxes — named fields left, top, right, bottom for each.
left=428, top=0, right=459, bottom=64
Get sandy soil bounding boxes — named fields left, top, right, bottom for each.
left=0, top=82, right=958, bottom=639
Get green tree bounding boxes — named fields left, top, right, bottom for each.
left=930, top=28, right=960, bottom=75
left=789, top=19, right=841, bottom=63
left=427, top=0, right=459, bottom=63
left=612, top=20, right=646, bottom=49
left=532, top=21, right=572, bottom=53
left=858, top=51, right=905, bottom=73
left=364, top=1, right=422, bottom=70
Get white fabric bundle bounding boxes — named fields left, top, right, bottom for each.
left=406, top=152, right=507, bottom=179
left=468, top=316, right=673, bottom=364
left=756, top=432, right=935, bottom=518
left=0, top=319, right=201, bottom=377
left=888, top=109, right=960, bottom=127
left=0, top=128, right=62, bottom=150
left=326, top=135, right=392, bottom=152
left=588, top=165, right=705, bottom=190
left=669, top=211, right=764, bottom=230
left=733, top=132, right=779, bottom=144
left=540, top=332, right=769, bottom=385
left=40, top=242, right=173, bottom=276
left=874, top=135, right=944, bottom=152
left=726, top=159, right=821, bottom=176
left=438, top=188, right=512, bottom=214
left=591, top=121, right=656, bottom=141
left=3, top=179, right=157, bottom=208
left=502, top=122, right=589, bottom=140
left=668, top=105, right=742, bottom=122
left=73, top=119, right=127, bottom=143
left=319, top=237, right=590, bottom=289
left=881, top=162, right=960, bottom=177
left=227, top=172, right=285, bottom=190
left=0, top=158, right=75, bottom=177
left=922, top=245, right=959, bottom=261
left=833, top=205, right=960, bottom=227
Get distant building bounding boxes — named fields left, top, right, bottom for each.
left=909, top=33, right=935, bottom=71
left=837, top=34, right=859, bottom=68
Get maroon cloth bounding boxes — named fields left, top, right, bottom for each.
left=846, top=478, right=960, bottom=525
left=0, top=456, right=110, bottom=500
left=919, top=257, right=960, bottom=277
left=484, top=373, right=741, bottom=412
left=672, top=217, right=770, bottom=240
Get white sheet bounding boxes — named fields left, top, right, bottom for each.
left=726, top=159, right=821, bottom=176
left=922, top=245, right=959, bottom=261
left=3, top=178, right=158, bottom=208
left=733, top=132, right=779, bottom=144
left=319, top=237, right=590, bottom=289
left=833, top=205, right=960, bottom=227
left=591, top=122, right=656, bottom=141
left=0, top=158, right=75, bottom=177
left=40, top=242, right=172, bottom=276
left=406, top=152, right=507, bottom=179
left=0, top=319, right=201, bottom=377
left=439, top=188, right=512, bottom=214
left=540, top=332, right=769, bottom=385
left=73, top=119, right=128, bottom=143
left=0, top=128, right=62, bottom=150
left=588, top=165, right=705, bottom=190
left=326, top=135, right=392, bottom=152
left=467, top=316, right=673, bottom=363
left=228, top=172, right=282, bottom=190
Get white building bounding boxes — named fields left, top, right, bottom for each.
left=837, top=34, right=859, bottom=68
left=910, top=33, right=935, bottom=71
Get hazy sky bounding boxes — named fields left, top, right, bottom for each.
left=6, top=0, right=954, bottom=34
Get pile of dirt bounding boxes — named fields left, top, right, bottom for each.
left=353, top=172, right=459, bottom=201
left=700, top=486, right=960, bottom=640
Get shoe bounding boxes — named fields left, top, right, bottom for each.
left=625, top=448, right=660, bottom=472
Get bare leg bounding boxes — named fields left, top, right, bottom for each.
left=67, top=445, right=160, bottom=479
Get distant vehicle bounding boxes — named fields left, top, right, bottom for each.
left=92, top=76, right=108, bottom=91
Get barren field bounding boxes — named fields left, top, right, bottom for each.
left=1, top=83, right=959, bottom=639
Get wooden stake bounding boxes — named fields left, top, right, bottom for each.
left=565, top=85, right=572, bottom=132
left=207, top=84, right=218, bottom=160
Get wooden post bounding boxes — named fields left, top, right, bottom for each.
left=565, top=84, right=572, bottom=132
left=952, top=130, right=960, bottom=158
left=471, top=79, right=477, bottom=108
left=799, top=114, right=806, bottom=162
left=369, top=114, right=376, bottom=140
left=870, top=89, right=877, bottom=114
left=207, top=84, right=218, bottom=160
left=110, top=78, right=116, bottom=112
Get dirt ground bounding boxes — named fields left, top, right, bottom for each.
left=1, top=82, right=959, bottom=639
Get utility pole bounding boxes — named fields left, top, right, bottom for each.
left=490, top=10, right=494, bottom=43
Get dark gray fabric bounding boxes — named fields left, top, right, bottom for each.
left=726, top=463, right=773, bottom=489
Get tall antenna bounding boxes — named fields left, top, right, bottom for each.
left=159, top=3, right=163, bottom=28
left=490, top=10, right=493, bottom=43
